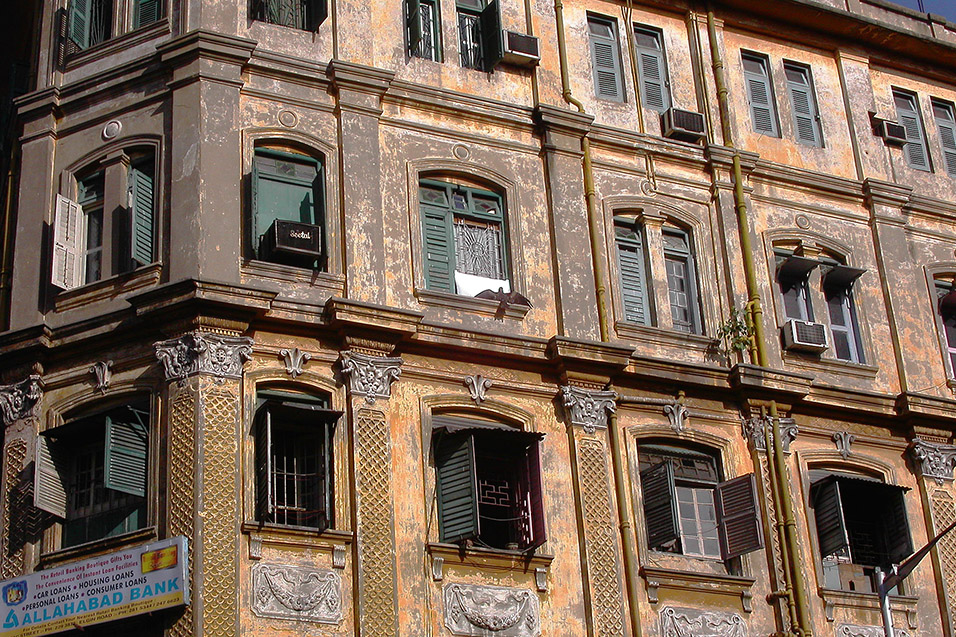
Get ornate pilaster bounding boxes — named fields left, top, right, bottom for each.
left=742, top=416, right=798, bottom=453
left=155, top=332, right=252, bottom=637
left=561, top=385, right=626, bottom=636
left=910, top=439, right=956, bottom=485
left=0, top=375, right=43, bottom=580
left=339, top=350, right=402, bottom=636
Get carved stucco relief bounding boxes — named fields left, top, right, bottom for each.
left=561, top=385, right=616, bottom=434
left=911, top=439, right=956, bottom=485
left=0, top=375, right=42, bottom=427
left=660, top=606, right=747, bottom=637
left=155, top=332, right=253, bottom=381
left=837, top=624, right=910, bottom=637
left=742, top=416, right=797, bottom=453
left=443, top=583, right=540, bottom=637
left=252, top=563, right=342, bottom=624
left=340, top=351, right=402, bottom=404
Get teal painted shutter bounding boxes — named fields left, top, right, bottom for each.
left=133, top=0, right=162, bottom=28
left=406, top=0, right=423, bottom=56
left=743, top=55, right=778, bottom=136
left=895, top=91, right=930, bottom=170
left=634, top=28, right=667, bottom=111
left=128, top=161, right=155, bottom=267
left=786, top=64, right=821, bottom=146
left=256, top=408, right=274, bottom=520
left=878, top=483, right=912, bottom=566
left=616, top=225, right=650, bottom=325
left=640, top=461, right=679, bottom=550
left=104, top=411, right=149, bottom=497
left=305, top=0, right=327, bottom=31
left=435, top=432, right=479, bottom=544
left=589, top=18, right=623, bottom=101
left=34, top=436, right=68, bottom=518
left=480, top=0, right=502, bottom=71
left=69, top=0, right=92, bottom=49
left=715, top=473, right=763, bottom=560
left=422, top=207, right=454, bottom=292
left=811, top=477, right=849, bottom=559
left=934, top=102, right=956, bottom=178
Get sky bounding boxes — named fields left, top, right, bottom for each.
left=887, top=0, right=956, bottom=22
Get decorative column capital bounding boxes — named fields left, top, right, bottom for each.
left=0, top=375, right=43, bottom=427
left=339, top=351, right=403, bottom=404
left=561, top=386, right=617, bottom=434
left=910, top=439, right=956, bottom=485
left=154, top=332, right=253, bottom=381
left=743, top=416, right=798, bottom=453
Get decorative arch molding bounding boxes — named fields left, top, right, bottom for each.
left=763, top=228, right=854, bottom=262
left=244, top=127, right=337, bottom=161
left=243, top=369, right=342, bottom=423
left=42, top=382, right=159, bottom=433
left=797, top=448, right=901, bottom=484
left=624, top=423, right=736, bottom=460
left=62, top=135, right=164, bottom=184
left=601, top=195, right=706, bottom=234
left=925, top=262, right=956, bottom=282
left=420, top=394, right=534, bottom=431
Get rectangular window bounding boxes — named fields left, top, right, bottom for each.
left=457, top=0, right=484, bottom=69
left=784, top=62, right=823, bottom=147
left=615, top=218, right=652, bottom=326
left=894, top=89, right=931, bottom=171
left=78, top=172, right=105, bottom=285
left=662, top=226, right=701, bottom=334
left=633, top=25, right=668, bottom=112
left=823, top=264, right=866, bottom=363
left=588, top=16, right=624, bottom=102
left=34, top=401, right=150, bottom=548
left=638, top=445, right=762, bottom=562
left=406, top=0, right=441, bottom=61
left=433, top=415, right=546, bottom=551
left=255, top=394, right=339, bottom=530
left=776, top=252, right=818, bottom=322
left=252, top=0, right=327, bottom=31
left=742, top=52, right=779, bottom=136
left=932, top=99, right=956, bottom=178
left=68, top=0, right=163, bottom=51
left=936, top=281, right=956, bottom=376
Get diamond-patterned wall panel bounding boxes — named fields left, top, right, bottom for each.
left=1, top=439, right=28, bottom=579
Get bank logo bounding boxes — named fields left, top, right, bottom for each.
left=2, top=581, right=26, bottom=606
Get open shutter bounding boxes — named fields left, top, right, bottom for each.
left=895, top=92, right=930, bottom=169
left=128, top=161, right=155, bottom=267
left=523, top=437, right=547, bottom=550
left=435, top=432, right=479, bottom=544
left=716, top=473, right=763, bottom=560
left=786, top=66, right=820, bottom=146
left=880, top=483, right=913, bottom=566
left=104, top=411, right=149, bottom=497
left=52, top=194, right=84, bottom=290
left=616, top=231, right=650, bottom=325
left=133, top=0, right=162, bottom=28
left=934, top=103, right=956, bottom=178
left=305, top=0, right=328, bottom=32
left=256, top=407, right=274, bottom=520
left=422, top=207, right=454, bottom=292
left=640, top=461, right=679, bottom=550
left=480, top=0, right=502, bottom=71
left=406, top=0, right=423, bottom=56
left=68, top=0, right=92, bottom=50
left=319, top=419, right=334, bottom=530
left=743, top=56, right=777, bottom=136
left=589, top=20, right=623, bottom=101
left=34, top=436, right=68, bottom=519
left=811, top=476, right=850, bottom=559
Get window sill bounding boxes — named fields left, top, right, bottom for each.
left=819, top=587, right=918, bottom=628
left=241, top=521, right=352, bottom=567
left=782, top=352, right=879, bottom=379
left=64, top=20, right=171, bottom=70
left=39, top=526, right=157, bottom=570
left=426, top=542, right=553, bottom=584
left=241, top=259, right=345, bottom=292
left=53, top=263, right=162, bottom=313
left=615, top=321, right=718, bottom=355
left=640, top=565, right=756, bottom=613
left=415, top=288, right=530, bottom=320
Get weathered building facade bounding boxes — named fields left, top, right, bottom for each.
left=3, top=0, right=956, bottom=635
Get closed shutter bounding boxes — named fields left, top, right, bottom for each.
left=743, top=55, right=778, bottom=136
left=52, top=194, right=84, bottom=290
left=422, top=207, right=454, bottom=292
left=895, top=91, right=930, bottom=170
left=435, top=432, right=479, bottom=544
left=786, top=64, right=821, bottom=146
left=934, top=101, right=956, bottom=178
left=715, top=473, right=763, bottom=560
left=589, top=18, right=624, bottom=101
left=480, top=0, right=502, bottom=71
left=128, top=160, right=155, bottom=267
left=640, top=461, right=679, bottom=550
left=69, top=0, right=92, bottom=50
left=879, top=483, right=912, bottom=566
left=811, top=476, right=850, bottom=559
left=256, top=408, right=274, bottom=520
left=34, top=435, right=68, bottom=519
left=406, top=0, right=423, bottom=56
left=616, top=226, right=650, bottom=325
left=305, top=0, right=328, bottom=31
left=523, top=437, right=547, bottom=550
left=133, top=0, right=162, bottom=29
left=634, top=28, right=667, bottom=111
left=104, top=411, right=149, bottom=497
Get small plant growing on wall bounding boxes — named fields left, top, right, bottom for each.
left=717, top=306, right=753, bottom=362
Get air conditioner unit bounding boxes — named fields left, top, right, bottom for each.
left=874, top=120, right=907, bottom=146
left=501, top=31, right=540, bottom=66
left=661, top=108, right=706, bottom=143
left=782, top=319, right=829, bottom=353
left=259, top=220, right=323, bottom=266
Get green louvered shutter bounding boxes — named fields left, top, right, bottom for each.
left=743, top=54, right=778, bottom=136
left=305, top=0, right=328, bottom=31
left=715, top=473, right=763, bottom=560
left=133, top=0, right=162, bottom=28
left=406, top=0, right=423, bottom=56
left=422, top=207, right=454, bottom=292
left=34, top=436, right=68, bottom=519
left=811, top=476, right=849, bottom=559
left=934, top=101, right=956, bottom=178
left=895, top=91, right=930, bottom=170
left=435, top=432, right=479, bottom=544
left=616, top=225, right=650, bottom=325
left=589, top=17, right=624, bottom=101
left=785, top=63, right=821, bottom=147
left=129, top=161, right=155, bottom=267
left=879, top=483, right=912, bottom=566
left=641, top=461, right=679, bottom=550
left=256, top=407, right=274, bottom=520
left=104, top=411, right=149, bottom=497
left=480, top=0, right=502, bottom=71
left=634, top=27, right=667, bottom=111
left=69, top=0, right=93, bottom=50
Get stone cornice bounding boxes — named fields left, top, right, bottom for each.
left=896, top=391, right=956, bottom=424
left=729, top=364, right=812, bottom=400
left=546, top=336, right=633, bottom=387
left=863, top=178, right=912, bottom=209
left=327, top=60, right=395, bottom=114
left=154, top=332, right=253, bottom=381
left=325, top=297, right=422, bottom=354
left=157, top=29, right=257, bottom=88
left=705, top=144, right=759, bottom=175
left=533, top=104, right=594, bottom=141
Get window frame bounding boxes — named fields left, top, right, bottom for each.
left=893, top=89, right=932, bottom=172
left=783, top=61, right=823, bottom=147
left=406, top=0, right=442, bottom=62
left=250, top=0, right=327, bottom=32
left=632, top=24, right=669, bottom=112
left=662, top=225, right=702, bottom=335
left=822, top=263, right=865, bottom=364
left=935, top=279, right=956, bottom=378
left=66, top=0, right=165, bottom=52
left=741, top=51, right=780, bottom=137
left=588, top=14, right=625, bottom=102
left=614, top=216, right=653, bottom=326
left=932, top=98, right=956, bottom=178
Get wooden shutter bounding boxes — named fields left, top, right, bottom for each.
left=811, top=476, right=850, bottom=559
left=406, top=0, right=423, bottom=56
left=52, top=194, right=84, bottom=290
left=319, top=419, right=334, bottom=530
left=616, top=227, right=650, bottom=325
left=305, top=0, right=328, bottom=32
left=256, top=407, right=274, bottom=520
left=640, top=461, right=679, bottom=550
left=422, top=207, right=454, bottom=292
left=104, top=411, right=149, bottom=497
left=934, top=102, right=956, bottom=178
left=523, top=437, right=547, bottom=550
left=34, top=435, right=68, bottom=519
left=589, top=19, right=624, bottom=101
left=634, top=29, right=667, bottom=111
left=435, top=431, right=479, bottom=544
left=879, top=483, right=913, bottom=566
left=895, top=92, right=930, bottom=170
left=128, top=161, right=155, bottom=267
left=743, top=55, right=778, bottom=136
left=715, top=473, right=763, bottom=560
left=133, top=0, right=162, bottom=28
left=480, top=0, right=502, bottom=71
left=786, top=64, right=821, bottom=146
left=69, top=0, right=92, bottom=49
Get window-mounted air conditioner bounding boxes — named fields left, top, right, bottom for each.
left=501, top=31, right=540, bottom=66
left=661, top=108, right=706, bottom=143
left=874, top=119, right=907, bottom=146
left=782, top=319, right=829, bottom=353
left=260, top=220, right=323, bottom=265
